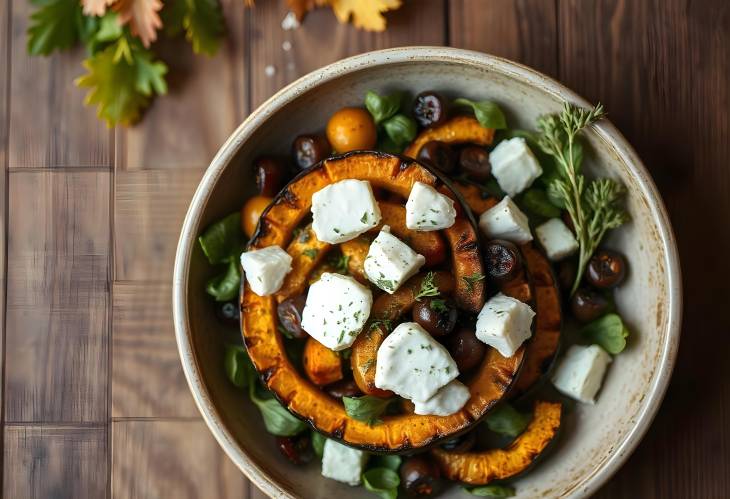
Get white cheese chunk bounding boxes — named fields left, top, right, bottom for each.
left=300, top=273, right=372, bottom=351
left=478, top=196, right=533, bottom=243
left=413, top=380, right=470, bottom=416
left=475, top=292, right=535, bottom=357
left=552, top=344, right=612, bottom=404
left=405, top=181, right=457, bottom=231
left=239, top=246, right=293, bottom=296
left=311, top=179, right=381, bottom=244
left=321, top=439, right=368, bottom=486
left=535, top=218, right=579, bottom=261
left=364, top=226, right=426, bottom=293
left=374, top=322, right=458, bottom=402
left=490, top=137, right=543, bottom=196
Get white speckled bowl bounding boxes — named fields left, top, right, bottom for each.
left=173, top=48, right=681, bottom=498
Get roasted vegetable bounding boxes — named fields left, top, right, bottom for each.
left=404, top=116, right=495, bottom=159
left=376, top=202, right=447, bottom=267
left=275, top=224, right=331, bottom=302
left=303, top=337, right=343, bottom=386
left=339, top=237, right=371, bottom=283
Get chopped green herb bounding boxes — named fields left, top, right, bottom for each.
left=414, top=272, right=440, bottom=301
left=360, top=212, right=369, bottom=224
left=462, top=272, right=486, bottom=292
left=303, top=248, right=319, bottom=260
left=429, top=298, right=448, bottom=313
left=375, top=278, right=396, bottom=292
left=298, top=230, right=311, bottom=243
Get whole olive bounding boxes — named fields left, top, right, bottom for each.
left=292, top=134, right=330, bottom=170
left=216, top=301, right=240, bottom=327
left=446, top=328, right=487, bottom=372
left=325, top=379, right=362, bottom=399
left=439, top=431, right=476, bottom=453
left=571, top=288, right=609, bottom=323
left=276, top=434, right=313, bottom=465
left=417, top=141, right=456, bottom=173
left=276, top=295, right=308, bottom=339
left=484, top=239, right=523, bottom=282
left=401, top=456, right=441, bottom=496
left=557, top=259, right=577, bottom=292
left=458, top=146, right=491, bottom=180
left=254, top=157, right=287, bottom=197
left=412, top=91, right=447, bottom=128
left=412, top=298, right=457, bottom=337
left=586, top=250, right=627, bottom=289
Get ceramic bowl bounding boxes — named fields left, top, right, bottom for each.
left=173, top=47, right=681, bottom=498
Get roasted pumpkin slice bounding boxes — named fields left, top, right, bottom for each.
left=303, top=337, right=343, bottom=386
left=275, top=224, right=331, bottom=302
left=376, top=202, right=447, bottom=266
left=451, top=182, right=498, bottom=216
left=431, top=401, right=562, bottom=485
left=443, top=218, right=486, bottom=313
left=339, top=236, right=371, bottom=284
left=509, top=244, right=561, bottom=398
left=404, top=116, right=495, bottom=159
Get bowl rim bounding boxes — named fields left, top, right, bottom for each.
left=173, top=46, right=682, bottom=498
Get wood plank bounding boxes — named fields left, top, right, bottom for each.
left=449, top=0, right=558, bottom=77
left=111, top=420, right=248, bottom=499
left=112, top=281, right=198, bottom=418
left=8, top=0, right=112, bottom=168
left=115, top=0, right=247, bottom=170
left=0, top=0, right=10, bottom=417
left=4, top=425, right=108, bottom=499
left=558, top=1, right=730, bottom=497
left=113, top=168, right=204, bottom=281
left=5, top=171, right=110, bottom=423
left=248, top=0, right=447, bottom=107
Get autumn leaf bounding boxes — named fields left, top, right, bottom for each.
left=27, top=0, right=83, bottom=55
left=329, top=0, right=401, bottom=31
left=114, top=0, right=163, bottom=47
left=82, top=0, right=116, bottom=17
left=286, top=0, right=329, bottom=21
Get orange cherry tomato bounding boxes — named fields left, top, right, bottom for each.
left=326, top=107, right=377, bottom=153
left=241, top=195, right=273, bottom=238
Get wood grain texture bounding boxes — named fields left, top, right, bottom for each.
left=112, top=281, right=198, bottom=418
left=558, top=0, right=730, bottom=497
left=111, top=420, right=248, bottom=499
left=4, top=425, right=108, bottom=499
left=8, top=1, right=112, bottom=168
left=113, top=168, right=203, bottom=281
left=0, top=0, right=10, bottom=417
left=449, top=0, right=558, bottom=77
left=5, top=171, right=110, bottom=423
left=115, top=0, right=247, bottom=170
left=247, top=0, right=447, bottom=107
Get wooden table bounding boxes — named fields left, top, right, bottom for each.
left=1, top=0, right=727, bottom=497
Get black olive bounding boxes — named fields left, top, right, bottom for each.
left=571, top=288, right=609, bottom=323
left=458, top=146, right=491, bottom=180
left=484, top=239, right=523, bottom=283
left=417, top=141, right=456, bottom=173
left=276, top=434, right=313, bottom=465
left=412, top=298, right=457, bottom=337
left=254, top=157, right=287, bottom=197
left=216, top=301, right=240, bottom=327
left=401, top=456, right=441, bottom=496
left=586, top=250, right=627, bottom=289
left=446, top=328, right=487, bottom=372
left=439, top=431, right=476, bottom=453
left=276, top=295, right=308, bottom=339
left=292, top=134, right=330, bottom=170
left=412, top=91, right=447, bottom=128
left=325, top=379, right=362, bottom=399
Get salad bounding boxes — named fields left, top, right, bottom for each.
left=198, top=89, right=630, bottom=497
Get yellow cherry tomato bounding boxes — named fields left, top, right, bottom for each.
left=241, top=195, right=273, bottom=238
left=326, top=107, right=377, bottom=153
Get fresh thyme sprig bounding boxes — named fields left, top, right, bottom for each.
left=414, top=272, right=440, bottom=301
left=537, top=103, right=628, bottom=294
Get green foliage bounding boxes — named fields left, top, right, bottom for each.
left=342, top=395, right=392, bottom=426
left=383, top=113, right=418, bottom=148
left=484, top=403, right=531, bottom=438
left=580, top=313, right=630, bottom=354
left=362, top=468, right=400, bottom=499
left=365, top=90, right=403, bottom=125
left=27, top=0, right=84, bottom=55
left=463, top=484, right=516, bottom=497
left=454, top=98, right=507, bottom=129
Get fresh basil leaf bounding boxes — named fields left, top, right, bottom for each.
left=580, top=313, right=629, bottom=354
left=362, top=467, right=400, bottom=499
left=365, top=90, right=403, bottom=125
left=383, top=114, right=417, bottom=148
left=311, top=431, right=326, bottom=458
left=343, top=395, right=392, bottom=425
left=519, top=188, right=562, bottom=219
left=377, top=135, right=402, bottom=154
left=454, top=98, right=507, bottom=129
left=464, top=484, right=516, bottom=497
left=205, top=258, right=241, bottom=302
left=369, top=455, right=402, bottom=472
left=485, top=403, right=531, bottom=438
left=497, top=128, right=540, bottom=144
left=198, top=212, right=244, bottom=264
left=249, top=385, right=307, bottom=436
left=224, top=344, right=255, bottom=388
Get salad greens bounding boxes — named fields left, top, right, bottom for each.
left=198, top=211, right=246, bottom=301
left=453, top=98, right=507, bottom=130
left=464, top=484, right=516, bottom=497
left=580, top=313, right=630, bottom=354
left=362, top=468, right=400, bottom=499
left=365, top=90, right=403, bottom=125
left=484, top=403, right=531, bottom=438
left=342, top=395, right=392, bottom=426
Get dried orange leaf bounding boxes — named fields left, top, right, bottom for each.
left=114, top=0, right=163, bottom=47
left=329, top=0, right=402, bottom=31
left=82, top=0, right=115, bottom=16
left=287, top=0, right=329, bottom=21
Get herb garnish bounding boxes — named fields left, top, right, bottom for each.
left=302, top=248, right=318, bottom=260
left=360, top=212, right=369, bottom=224
left=462, top=272, right=486, bottom=292
left=343, top=395, right=392, bottom=426
left=328, top=252, right=350, bottom=274
left=414, top=271, right=440, bottom=301
left=429, top=298, right=448, bottom=313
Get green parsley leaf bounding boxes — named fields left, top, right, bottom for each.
left=27, top=0, right=83, bottom=56
left=383, top=113, right=418, bottom=148
left=580, top=313, right=629, bottom=354
left=364, top=90, right=403, bottom=125
left=198, top=212, right=245, bottom=264
left=463, top=484, right=516, bottom=497
left=453, top=98, right=507, bottom=129
left=343, top=395, right=392, bottom=426
left=414, top=271, right=440, bottom=301
left=485, top=403, right=531, bottom=438
left=462, top=272, right=485, bottom=292
left=205, top=258, right=241, bottom=301
left=362, top=468, right=400, bottom=499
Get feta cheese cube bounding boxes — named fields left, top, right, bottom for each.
left=240, top=246, right=293, bottom=296
left=321, top=439, right=368, bottom=486
left=490, top=137, right=543, bottom=196
left=405, top=181, right=457, bottom=231
left=478, top=196, right=533, bottom=243
left=475, top=293, right=535, bottom=357
left=413, top=380, right=470, bottom=416
left=364, top=226, right=426, bottom=293
left=535, top=218, right=579, bottom=261
left=375, top=322, right=458, bottom=402
left=311, top=179, right=381, bottom=244
left=300, top=273, right=373, bottom=351
left=552, top=344, right=612, bottom=404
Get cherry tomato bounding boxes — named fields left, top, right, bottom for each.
left=241, top=195, right=272, bottom=238
left=326, top=107, right=377, bottom=152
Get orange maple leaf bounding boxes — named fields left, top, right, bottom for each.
left=329, top=0, right=402, bottom=31
left=286, top=0, right=330, bottom=21
left=114, top=0, right=163, bottom=48
left=82, top=0, right=116, bottom=16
